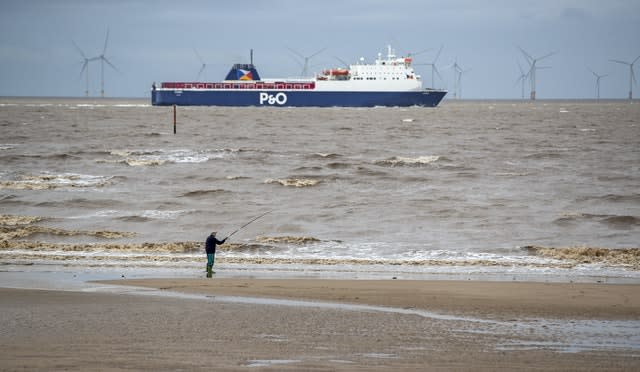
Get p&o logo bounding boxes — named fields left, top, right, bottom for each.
left=259, top=92, right=287, bottom=105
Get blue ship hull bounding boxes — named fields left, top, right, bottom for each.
left=151, top=89, right=446, bottom=107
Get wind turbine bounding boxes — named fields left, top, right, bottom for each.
left=515, top=62, right=527, bottom=99
left=446, top=59, right=469, bottom=99
left=72, top=41, right=97, bottom=97
left=519, top=47, right=556, bottom=100
left=426, top=45, right=444, bottom=89
left=288, top=47, right=326, bottom=77
left=610, top=55, right=639, bottom=100
left=93, top=29, right=119, bottom=98
left=588, top=68, right=607, bottom=101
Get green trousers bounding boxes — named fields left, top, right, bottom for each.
left=206, top=253, right=215, bottom=277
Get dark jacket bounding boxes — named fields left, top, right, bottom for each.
left=205, top=234, right=226, bottom=254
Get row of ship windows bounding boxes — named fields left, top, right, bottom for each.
left=352, top=77, right=405, bottom=80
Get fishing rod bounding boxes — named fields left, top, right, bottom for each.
left=224, top=210, right=272, bottom=240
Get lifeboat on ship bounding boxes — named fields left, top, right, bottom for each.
left=323, top=68, right=350, bottom=76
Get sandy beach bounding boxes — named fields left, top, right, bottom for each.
left=2, top=278, right=639, bottom=371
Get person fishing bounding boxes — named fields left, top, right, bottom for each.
left=205, top=232, right=226, bottom=277
left=204, top=210, right=272, bottom=278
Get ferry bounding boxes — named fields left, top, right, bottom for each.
left=151, top=46, right=447, bottom=107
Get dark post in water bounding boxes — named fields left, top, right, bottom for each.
left=173, top=104, right=176, bottom=134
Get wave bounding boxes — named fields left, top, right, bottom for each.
left=35, top=198, right=123, bottom=209
left=180, top=189, right=229, bottom=198
left=0, top=240, right=200, bottom=253
left=116, top=215, right=151, bottom=223
left=524, top=245, right=640, bottom=269
left=326, top=162, right=351, bottom=169
left=307, top=153, right=342, bottom=159
left=114, top=210, right=193, bottom=221
left=604, top=216, right=640, bottom=228
left=0, top=215, right=44, bottom=226
left=100, top=148, right=238, bottom=167
left=265, top=178, right=321, bottom=187
left=375, top=155, right=443, bottom=167
left=0, top=225, right=135, bottom=241
left=524, top=152, right=566, bottom=160
left=576, top=194, right=640, bottom=204
left=0, top=173, right=114, bottom=190
left=255, top=236, right=321, bottom=244
left=554, top=212, right=639, bottom=228
left=0, top=153, right=82, bottom=161
left=225, top=175, right=250, bottom=180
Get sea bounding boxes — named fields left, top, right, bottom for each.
left=1, top=97, right=639, bottom=282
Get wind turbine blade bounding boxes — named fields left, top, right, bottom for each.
left=72, top=41, right=87, bottom=59
left=538, top=51, right=557, bottom=61
left=287, top=47, right=305, bottom=60
left=610, top=59, right=630, bottom=65
left=334, top=56, right=349, bottom=68
left=633, top=55, right=640, bottom=65
left=309, top=47, right=327, bottom=59
left=197, top=65, right=205, bottom=79
left=102, top=28, right=110, bottom=55
left=433, top=45, right=443, bottom=63
left=193, top=48, right=205, bottom=64
left=433, top=66, right=443, bottom=82
left=409, top=48, right=431, bottom=57
left=514, top=74, right=524, bottom=86
left=79, top=60, right=88, bottom=76
left=518, top=46, right=533, bottom=63
left=287, top=53, right=305, bottom=68
left=102, top=57, right=119, bottom=73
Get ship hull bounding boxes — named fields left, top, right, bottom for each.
left=151, top=89, right=446, bottom=107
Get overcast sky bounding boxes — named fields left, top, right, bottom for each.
left=1, top=0, right=639, bottom=99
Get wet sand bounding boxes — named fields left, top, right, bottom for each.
left=107, top=278, right=640, bottom=320
left=2, top=279, right=639, bottom=371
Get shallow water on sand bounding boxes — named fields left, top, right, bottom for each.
left=1, top=98, right=639, bottom=277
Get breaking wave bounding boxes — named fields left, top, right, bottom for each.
left=255, top=236, right=322, bottom=244
left=265, top=178, right=321, bottom=187
left=97, top=148, right=238, bottom=167
left=0, top=173, right=114, bottom=190
left=375, top=155, right=443, bottom=167
left=524, top=246, right=640, bottom=269
left=0, top=225, right=134, bottom=241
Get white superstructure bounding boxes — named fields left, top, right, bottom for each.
left=314, top=45, right=423, bottom=92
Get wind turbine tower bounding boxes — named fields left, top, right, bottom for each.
left=610, top=56, right=639, bottom=100
left=94, top=29, right=119, bottom=98
left=519, top=47, right=556, bottom=100
left=516, top=62, right=527, bottom=99
left=427, top=45, right=444, bottom=89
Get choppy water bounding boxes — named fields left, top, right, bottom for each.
left=1, top=98, right=639, bottom=278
